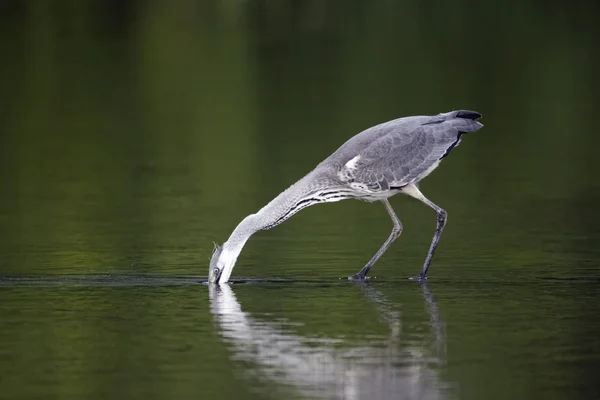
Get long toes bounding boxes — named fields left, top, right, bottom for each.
left=409, top=274, right=427, bottom=281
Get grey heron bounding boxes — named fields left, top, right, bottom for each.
left=209, top=110, right=484, bottom=284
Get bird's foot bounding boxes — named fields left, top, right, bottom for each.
left=409, top=274, right=427, bottom=282
left=348, top=274, right=369, bottom=281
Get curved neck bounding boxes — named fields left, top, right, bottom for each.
left=220, top=181, right=310, bottom=268
left=223, top=213, right=260, bottom=262
left=218, top=168, right=343, bottom=282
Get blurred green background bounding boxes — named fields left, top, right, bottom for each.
left=1, top=1, right=599, bottom=399
left=0, top=0, right=598, bottom=279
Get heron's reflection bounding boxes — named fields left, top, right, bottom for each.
left=209, top=283, right=448, bottom=400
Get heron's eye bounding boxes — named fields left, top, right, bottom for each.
left=213, top=268, right=219, bottom=275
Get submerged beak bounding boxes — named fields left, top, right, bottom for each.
left=209, top=267, right=223, bottom=284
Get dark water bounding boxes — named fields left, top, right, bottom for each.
left=1, top=1, right=600, bottom=399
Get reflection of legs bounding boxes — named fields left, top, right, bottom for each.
left=421, top=282, right=446, bottom=357
left=402, top=184, right=447, bottom=280
left=353, top=280, right=400, bottom=333
left=349, top=199, right=403, bottom=280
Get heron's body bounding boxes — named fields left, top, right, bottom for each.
left=209, top=110, right=484, bottom=284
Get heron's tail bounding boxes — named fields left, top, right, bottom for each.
left=454, top=110, right=482, bottom=120
left=450, top=110, right=483, bottom=133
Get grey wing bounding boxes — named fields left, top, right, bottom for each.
left=339, top=116, right=481, bottom=191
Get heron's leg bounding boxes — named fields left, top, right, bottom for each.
left=349, top=199, right=403, bottom=280
left=401, top=184, right=447, bottom=281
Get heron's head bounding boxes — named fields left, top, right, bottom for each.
left=208, top=243, right=224, bottom=284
